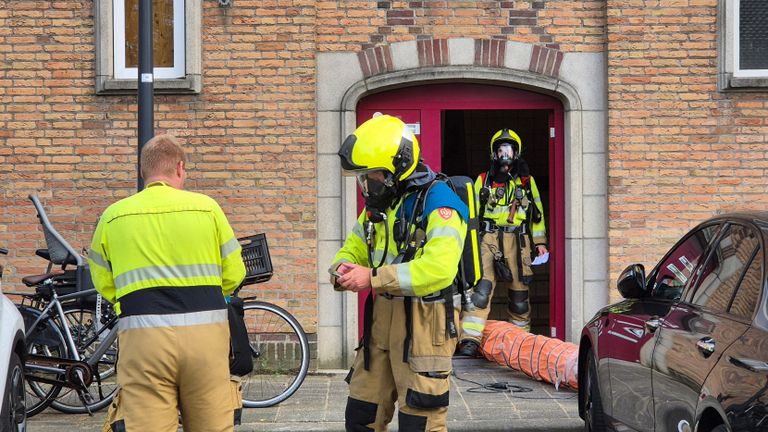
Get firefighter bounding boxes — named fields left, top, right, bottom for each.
left=456, top=128, right=548, bottom=357
left=331, top=114, right=467, bottom=432
left=88, top=134, right=246, bottom=432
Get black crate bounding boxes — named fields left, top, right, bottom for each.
left=240, top=233, right=273, bottom=285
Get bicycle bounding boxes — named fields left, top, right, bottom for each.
left=15, top=285, right=119, bottom=417
left=14, top=233, right=309, bottom=411
left=235, top=234, right=310, bottom=408
left=15, top=191, right=308, bottom=411
left=5, top=193, right=120, bottom=416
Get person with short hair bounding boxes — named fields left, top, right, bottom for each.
left=89, top=134, right=246, bottom=431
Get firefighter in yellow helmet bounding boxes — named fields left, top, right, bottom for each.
left=88, top=134, right=246, bottom=431
left=456, top=128, right=548, bottom=357
left=330, top=114, right=467, bottom=432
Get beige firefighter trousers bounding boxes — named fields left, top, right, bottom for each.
left=104, top=312, right=238, bottom=432
left=460, top=230, right=534, bottom=344
left=345, top=294, right=459, bottom=432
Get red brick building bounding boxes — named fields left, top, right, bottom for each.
left=1, top=0, right=765, bottom=367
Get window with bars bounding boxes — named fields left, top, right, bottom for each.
left=734, top=0, right=768, bottom=77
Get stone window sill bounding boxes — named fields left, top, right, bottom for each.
left=720, top=73, right=768, bottom=92
left=95, top=75, right=201, bottom=95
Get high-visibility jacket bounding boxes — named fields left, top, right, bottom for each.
left=475, top=173, right=547, bottom=246
left=88, top=182, right=246, bottom=316
left=331, top=191, right=466, bottom=297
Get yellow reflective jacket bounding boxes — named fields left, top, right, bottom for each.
left=88, top=182, right=246, bottom=315
left=475, top=173, right=547, bottom=246
left=331, top=195, right=466, bottom=298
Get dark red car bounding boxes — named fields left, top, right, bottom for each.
left=578, top=213, right=768, bottom=432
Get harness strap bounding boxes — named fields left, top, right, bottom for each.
left=362, top=290, right=374, bottom=370
left=402, top=296, right=413, bottom=363
left=443, top=287, right=457, bottom=339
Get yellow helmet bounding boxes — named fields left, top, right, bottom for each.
left=338, top=114, right=420, bottom=182
left=489, top=128, right=522, bottom=158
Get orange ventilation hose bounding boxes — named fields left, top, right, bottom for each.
left=480, top=320, right=579, bottom=390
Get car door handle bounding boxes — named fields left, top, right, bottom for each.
left=728, top=356, right=768, bottom=372
left=696, top=337, right=716, bottom=357
left=644, top=317, right=661, bottom=333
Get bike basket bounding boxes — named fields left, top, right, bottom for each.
left=239, top=233, right=273, bottom=285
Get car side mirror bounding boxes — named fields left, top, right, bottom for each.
left=617, top=264, right=647, bottom=299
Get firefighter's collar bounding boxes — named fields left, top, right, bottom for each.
left=146, top=181, right=170, bottom=188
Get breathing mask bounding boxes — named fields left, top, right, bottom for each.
left=357, top=170, right=397, bottom=222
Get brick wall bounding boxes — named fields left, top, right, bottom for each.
left=318, top=0, right=605, bottom=52
left=606, top=0, right=768, bottom=301
left=0, top=0, right=319, bottom=330
left=6, top=0, right=763, bottom=321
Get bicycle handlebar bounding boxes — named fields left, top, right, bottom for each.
left=0, top=248, right=7, bottom=255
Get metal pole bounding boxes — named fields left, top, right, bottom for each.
left=137, top=0, right=154, bottom=191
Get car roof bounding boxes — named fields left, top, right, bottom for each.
left=701, top=212, right=768, bottom=231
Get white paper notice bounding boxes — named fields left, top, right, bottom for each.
left=531, top=252, right=549, bottom=266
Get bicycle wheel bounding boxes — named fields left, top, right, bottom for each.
left=17, top=305, right=67, bottom=417
left=241, top=301, right=310, bottom=408
left=48, top=306, right=119, bottom=414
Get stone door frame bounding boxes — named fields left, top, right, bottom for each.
left=316, top=39, right=608, bottom=368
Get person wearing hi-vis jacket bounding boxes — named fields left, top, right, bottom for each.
left=330, top=114, right=467, bottom=432
left=88, top=134, right=245, bottom=432
left=456, top=128, right=548, bottom=358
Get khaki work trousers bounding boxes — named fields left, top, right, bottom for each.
left=345, top=294, right=459, bottom=432
left=460, top=230, right=533, bottom=344
left=108, top=319, right=237, bottom=432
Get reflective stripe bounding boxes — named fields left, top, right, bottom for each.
left=462, top=316, right=485, bottom=336
left=88, top=249, right=111, bottom=272
left=396, top=264, right=415, bottom=296
left=114, top=263, right=222, bottom=290
left=426, top=225, right=463, bottom=252
left=118, top=309, right=227, bottom=331
left=220, top=236, right=240, bottom=258
left=351, top=222, right=365, bottom=240
left=372, top=249, right=398, bottom=265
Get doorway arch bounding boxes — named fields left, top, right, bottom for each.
left=316, top=46, right=607, bottom=369
left=356, top=83, right=566, bottom=342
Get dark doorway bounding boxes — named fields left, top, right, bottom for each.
left=442, top=109, right=551, bottom=335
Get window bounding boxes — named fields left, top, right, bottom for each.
left=95, top=0, right=201, bottom=94
left=650, top=224, right=721, bottom=300
left=113, top=0, right=186, bottom=80
left=719, top=0, right=768, bottom=90
left=690, top=224, right=760, bottom=313
left=728, top=246, right=762, bottom=320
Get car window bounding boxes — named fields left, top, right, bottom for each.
left=728, top=245, right=762, bottom=321
left=689, top=224, right=760, bottom=313
left=650, top=224, right=721, bottom=300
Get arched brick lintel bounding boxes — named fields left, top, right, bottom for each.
left=357, top=39, right=565, bottom=80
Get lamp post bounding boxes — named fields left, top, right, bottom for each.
left=137, top=0, right=153, bottom=191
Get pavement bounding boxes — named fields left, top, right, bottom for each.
left=28, top=357, right=583, bottom=431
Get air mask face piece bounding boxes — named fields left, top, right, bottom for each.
left=356, top=170, right=397, bottom=219
left=495, top=143, right=516, bottom=170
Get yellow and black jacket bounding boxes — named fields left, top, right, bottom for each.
left=88, top=182, right=246, bottom=317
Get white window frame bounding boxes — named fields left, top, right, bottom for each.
left=731, top=0, right=768, bottom=78
left=95, top=0, right=201, bottom=94
left=113, top=0, right=186, bottom=80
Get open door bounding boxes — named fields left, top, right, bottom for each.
left=356, top=83, right=565, bottom=340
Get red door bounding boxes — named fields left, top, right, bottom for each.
left=355, top=83, right=566, bottom=340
